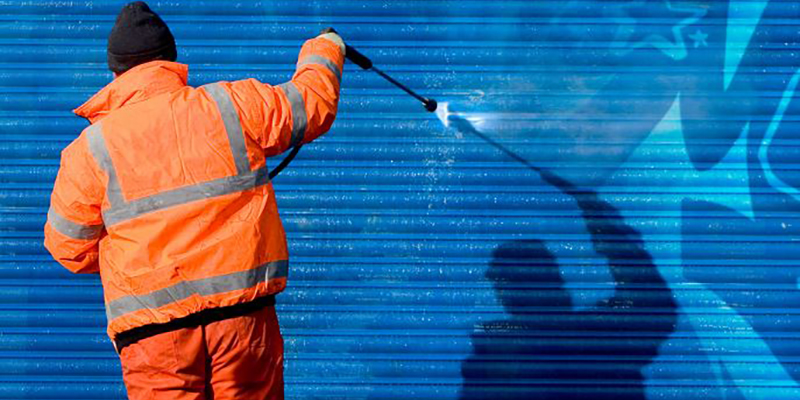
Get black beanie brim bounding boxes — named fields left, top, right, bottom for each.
left=107, top=41, right=177, bottom=74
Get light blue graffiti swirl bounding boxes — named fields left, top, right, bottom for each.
left=758, top=70, right=800, bottom=202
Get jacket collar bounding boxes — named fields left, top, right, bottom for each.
left=74, top=61, right=189, bottom=123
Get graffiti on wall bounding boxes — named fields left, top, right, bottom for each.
left=444, top=1, right=800, bottom=398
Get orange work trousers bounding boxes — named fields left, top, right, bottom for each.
left=119, top=305, right=284, bottom=400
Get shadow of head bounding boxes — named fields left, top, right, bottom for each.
left=488, top=240, right=570, bottom=312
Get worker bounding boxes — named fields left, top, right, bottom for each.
left=42, top=2, right=344, bottom=399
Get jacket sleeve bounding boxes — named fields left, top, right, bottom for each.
left=44, top=133, right=105, bottom=274
left=217, top=33, right=345, bottom=157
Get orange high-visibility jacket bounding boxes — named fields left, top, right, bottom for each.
left=44, top=35, right=344, bottom=341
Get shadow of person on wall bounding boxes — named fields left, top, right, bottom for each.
left=453, top=114, right=678, bottom=399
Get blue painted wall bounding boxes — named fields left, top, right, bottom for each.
left=0, top=1, right=798, bottom=399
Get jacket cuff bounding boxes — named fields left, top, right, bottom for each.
left=317, top=32, right=346, bottom=55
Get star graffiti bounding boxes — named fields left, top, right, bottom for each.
left=688, top=29, right=708, bottom=48
left=608, top=0, right=707, bottom=60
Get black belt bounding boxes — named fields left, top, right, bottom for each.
left=114, top=295, right=276, bottom=353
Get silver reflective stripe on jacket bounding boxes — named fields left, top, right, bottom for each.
left=203, top=83, right=252, bottom=175
left=277, top=81, right=308, bottom=148
left=47, top=207, right=104, bottom=240
left=102, top=166, right=269, bottom=226
left=298, top=54, right=342, bottom=85
left=105, top=260, right=289, bottom=321
left=87, top=83, right=268, bottom=227
left=86, top=122, right=124, bottom=208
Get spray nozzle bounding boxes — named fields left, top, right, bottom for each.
left=424, top=98, right=438, bottom=113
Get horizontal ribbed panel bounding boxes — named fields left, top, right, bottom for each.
left=1, top=1, right=799, bottom=399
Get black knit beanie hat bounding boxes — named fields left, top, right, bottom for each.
left=107, top=1, right=177, bottom=74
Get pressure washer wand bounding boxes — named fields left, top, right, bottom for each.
left=345, top=44, right=438, bottom=112
left=269, top=42, right=438, bottom=180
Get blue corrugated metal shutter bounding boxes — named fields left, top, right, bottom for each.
left=1, top=1, right=799, bottom=399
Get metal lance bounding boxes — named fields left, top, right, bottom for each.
left=269, top=42, right=438, bottom=179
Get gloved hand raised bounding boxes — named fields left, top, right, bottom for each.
left=318, top=27, right=345, bottom=55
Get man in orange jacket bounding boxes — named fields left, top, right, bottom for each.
left=43, top=2, right=344, bottom=399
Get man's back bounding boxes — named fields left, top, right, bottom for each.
left=71, top=61, right=290, bottom=338
left=82, top=62, right=284, bottom=273
left=48, top=32, right=343, bottom=339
